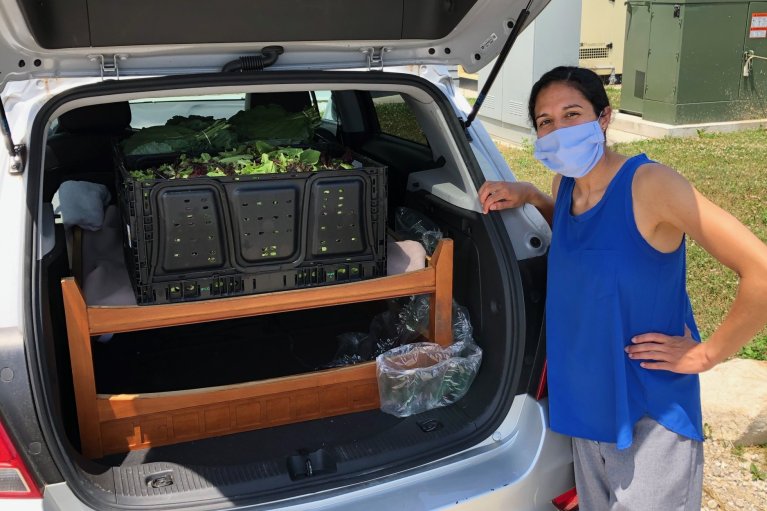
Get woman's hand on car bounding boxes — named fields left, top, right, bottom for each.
left=625, top=326, right=714, bottom=374
left=478, top=181, right=536, bottom=214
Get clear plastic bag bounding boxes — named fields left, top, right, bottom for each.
left=398, top=295, right=475, bottom=345
left=369, top=309, right=414, bottom=357
left=394, top=207, right=443, bottom=255
left=376, top=341, right=482, bottom=417
left=328, top=296, right=476, bottom=366
left=324, top=332, right=372, bottom=368
left=451, top=302, right=474, bottom=345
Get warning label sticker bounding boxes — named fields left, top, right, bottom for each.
left=479, top=33, right=498, bottom=53
left=750, top=13, right=767, bottom=37
left=751, top=12, right=767, bottom=28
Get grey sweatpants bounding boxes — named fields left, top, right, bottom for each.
left=572, top=416, right=704, bottom=511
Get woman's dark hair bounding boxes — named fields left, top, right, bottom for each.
left=528, top=66, right=610, bottom=128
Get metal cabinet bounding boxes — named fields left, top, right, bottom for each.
left=622, top=0, right=767, bottom=124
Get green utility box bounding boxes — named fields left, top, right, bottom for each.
left=622, top=0, right=767, bottom=124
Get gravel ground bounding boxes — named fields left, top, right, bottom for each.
left=701, top=440, right=767, bottom=510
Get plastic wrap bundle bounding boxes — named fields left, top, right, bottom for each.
left=394, top=207, right=443, bottom=255
left=323, top=332, right=372, bottom=368
left=376, top=341, right=482, bottom=417
left=398, top=295, right=474, bottom=345
left=326, top=296, right=476, bottom=367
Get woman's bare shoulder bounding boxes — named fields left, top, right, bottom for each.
left=633, top=161, right=692, bottom=199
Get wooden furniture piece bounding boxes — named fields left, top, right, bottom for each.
left=62, top=239, right=453, bottom=458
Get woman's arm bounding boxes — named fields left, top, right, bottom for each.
left=625, top=164, right=767, bottom=373
left=478, top=175, right=560, bottom=226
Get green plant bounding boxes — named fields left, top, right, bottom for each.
left=129, top=142, right=353, bottom=181
left=737, top=334, right=767, bottom=361
left=750, top=462, right=766, bottom=481
left=605, top=85, right=621, bottom=109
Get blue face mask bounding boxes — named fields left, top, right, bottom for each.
left=533, top=119, right=605, bottom=178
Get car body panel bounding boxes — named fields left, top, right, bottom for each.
left=38, top=396, right=571, bottom=511
left=0, top=0, right=551, bottom=85
left=0, top=8, right=570, bottom=504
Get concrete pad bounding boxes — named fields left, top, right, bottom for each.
left=700, top=358, right=767, bottom=446
left=606, top=128, right=649, bottom=145
left=478, top=109, right=767, bottom=148
left=608, top=112, right=767, bottom=144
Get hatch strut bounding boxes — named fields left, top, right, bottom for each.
left=0, top=99, right=24, bottom=174
left=464, top=0, right=533, bottom=131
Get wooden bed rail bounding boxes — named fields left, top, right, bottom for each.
left=62, top=239, right=453, bottom=458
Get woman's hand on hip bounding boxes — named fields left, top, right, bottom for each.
left=625, top=326, right=714, bottom=374
left=479, top=181, right=536, bottom=214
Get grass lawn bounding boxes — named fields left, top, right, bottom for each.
left=498, top=128, right=767, bottom=360
left=606, top=85, right=621, bottom=109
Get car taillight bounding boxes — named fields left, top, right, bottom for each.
left=0, top=419, right=41, bottom=498
left=551, top=486, right=578, bottom=511
left=535, top=359, right=548, bottom=400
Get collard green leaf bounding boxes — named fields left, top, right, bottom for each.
left=228, top=104, right=315, bottom=142
left=255, top=140, right=276, bottom=153
left=299, top=149, right=321, bottom=166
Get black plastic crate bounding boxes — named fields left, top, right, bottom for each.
left=116, top=149, right=387, bottom=304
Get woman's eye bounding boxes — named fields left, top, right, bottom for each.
left=538, top=119, right=551, bottom=128
left=565, top=112, right=579, bottom=118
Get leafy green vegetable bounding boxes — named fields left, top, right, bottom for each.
left=121, top=103, right=321, bottom=159
left=228, top=104, right=319, bottom=143
left=129, top=169, right=157, bottom=181
left=121, top=118, right=237, bottom=156
left=299, top=149, right=321, bottom=166
left=255, top=140, right=276, bottom=153
left=126, top=142, right=357, bottom=182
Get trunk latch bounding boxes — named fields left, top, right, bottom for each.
left=287, top=448, right=337, bottom=480
left=417, top=418, right=444, bottom=433
left=145, top=471, right=175, bottom=489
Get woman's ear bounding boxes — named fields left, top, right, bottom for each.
left=600, top=106, right=613, bottom=132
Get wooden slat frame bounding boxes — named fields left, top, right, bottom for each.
left=63, top=239, right=453, bottom=458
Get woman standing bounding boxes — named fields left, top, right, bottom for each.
left=479, top=66, right=767, bottom=510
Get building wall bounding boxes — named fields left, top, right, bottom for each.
left=579, top=0, right=628, bottom=82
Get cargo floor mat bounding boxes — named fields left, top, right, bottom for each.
left=98, top=406, right=474, bottom=505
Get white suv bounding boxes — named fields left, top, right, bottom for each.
left=0, top=0, right=575, bottom=509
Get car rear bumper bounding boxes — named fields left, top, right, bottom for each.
left=41, top=396, right=573, bottom=511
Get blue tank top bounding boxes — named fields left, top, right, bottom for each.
left=546, top=153, right=703, bottom=449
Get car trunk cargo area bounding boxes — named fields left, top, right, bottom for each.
left=31, top=72, right=538, bottom=508
left=92, top=304, right=386, bottom=395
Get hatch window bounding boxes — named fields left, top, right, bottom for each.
left=129, top=94, right=247, bottom=129
left=371, top=93, right=428, bottom=146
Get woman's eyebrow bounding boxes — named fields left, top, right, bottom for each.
left=535, top=103, right=584, bottom=120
